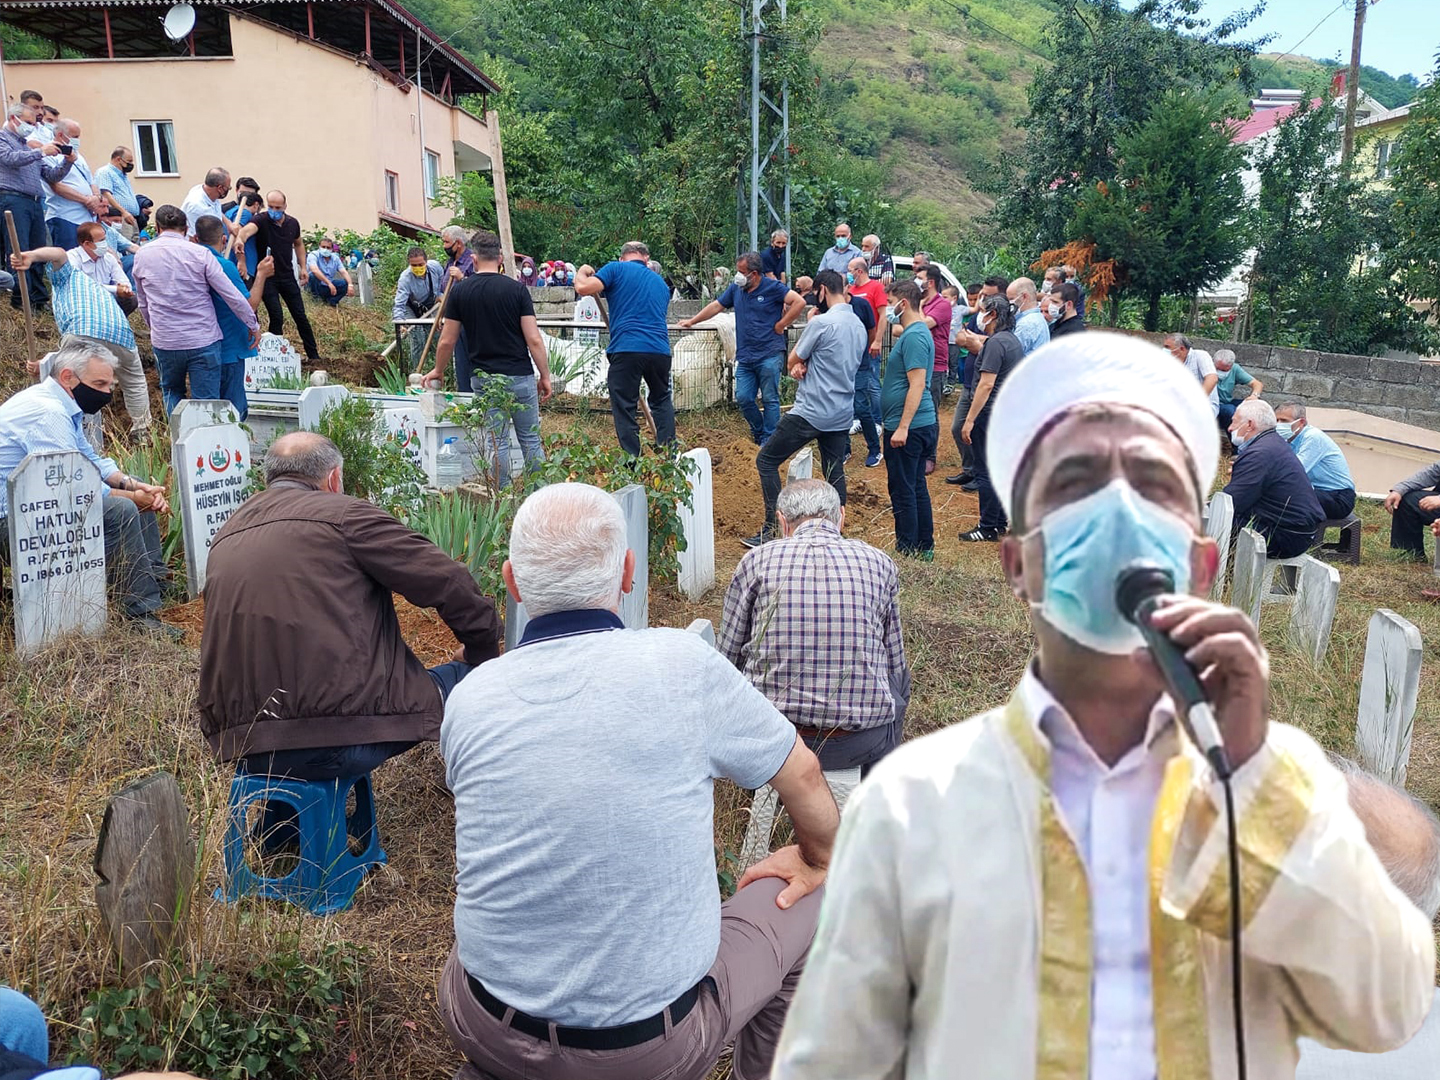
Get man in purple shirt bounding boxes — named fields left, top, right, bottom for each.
left=133, top=204, right=259, bottom=415
left=0, top=101, right=73, bottom=311
left=441, top=224, right=480, bottom=392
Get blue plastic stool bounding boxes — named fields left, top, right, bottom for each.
left=218, top=770, right=387, bottom=915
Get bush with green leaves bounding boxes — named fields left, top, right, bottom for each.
left=408, top=489, right=517, bottom=601
left=72, top=943, right=363, bottom=1080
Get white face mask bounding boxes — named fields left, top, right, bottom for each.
left=92, top=241, right=110, bottom=256
left=733, top=271, right=747, bottom=287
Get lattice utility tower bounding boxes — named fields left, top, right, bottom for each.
left=739, top=0, right=790, bottom=276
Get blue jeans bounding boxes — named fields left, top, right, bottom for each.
left=736, top=354, right=782, bottom=443
left=220, top=360, right=248, bottom=421
left=453, top=327, right=473, bottom=396
left=472, top=372, right=545, bottom=488
left=0, top=986, right=48, bottom=1062
left=307, top=275, right=349, bottom=306
left=45, top=217, right=79, bottom=251
left=884, top=422, right=938, bottom=554
left=853, top=355, right=882, bottom=455
left=1218, top=400, right=1237, bottom=428
left=0, top=192, right=49, bottom=308
left=153, top=342, right=223, bottom=417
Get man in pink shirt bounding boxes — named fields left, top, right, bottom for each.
left=133, top=203, right=258, bottom=415
left=915, top=266, right=951, bottom=474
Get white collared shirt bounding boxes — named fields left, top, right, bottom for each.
left=1020, top=667, right=1179, bottom=1080
left=66, top=246, right=127, bottom=293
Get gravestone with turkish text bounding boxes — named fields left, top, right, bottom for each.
left=243, top=334, right=302, bottom=393
left=677, top=448, right=714, bottom=600
left=786, top=447, right=813, bottom=483
left=613, top=484, right=649, bottom=630
left=382, top=406, right=424, bottom=469
left=174, top=423, right=251, bottom=597
left=1287, top=555, right=1340, bottom=668
left=6, top=451, right=106, bottom=656
left=1204, top=491, right=1234, bottom=602
left=574, top=296, right=602, bottom=349
left=170, top=399, right=241, bottom=444
left=1231, top=527, right=1267, bottom=625
left=1355, top=609, right=1423, bottom=787
left=297, top=385, right=351, bottom=431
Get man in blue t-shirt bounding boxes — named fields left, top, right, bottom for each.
left=196, top=214, right=271, bottom=419
left=681, top=251, right=805, bottom=446
left=225, top=192, right=262, bottom=283
left=576, top=241, right=675, bottom=456
left=880, top=278, right=938, bottom=558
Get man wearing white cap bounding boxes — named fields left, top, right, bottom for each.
left=772, top=332, right=1435, bottom=1080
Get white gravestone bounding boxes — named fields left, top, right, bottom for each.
left=173, top=423, right=251, bottom=597
left=243, top=334, right=302, bottom=393
left=170, top=399, right=241, bottom=444
left=574, top=296, right=602, bottom=349
left=786, top=446, right=813, bottom=483
left=297, top=385, right=351, bottom=431
left=741, top=766, right=865, bottom=871
left=504, top=485, right=650, bottom=652
left=677, top=448, right=715, bottom=600
left=356, top=261, right=375, bottom=306
left=382, top=406, right=424, bottom=469
left=1287, top=555, right=1340, bottom=668
left=686, top=618, right=716, bottom=648
left=6, top=451, right=106, bottom=656
left=1355, top=609, right=1423, bottom=787
left=1204, top=492, right=1234, bottom=602
left=1231, top=527, right=1268, bottom=625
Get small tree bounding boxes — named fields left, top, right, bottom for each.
left=1069, top=91, right=1247, bottom=330
left=1388, top=52, right=1440, bottom=321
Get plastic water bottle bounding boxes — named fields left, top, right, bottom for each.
left=435, top=437, right=464, bottom=489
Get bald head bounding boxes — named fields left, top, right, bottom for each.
left=1007, top=277, right=1039, bottom=311
left=1336, top=758, right=1440, bottom=919
left=263, top=431, right=343, bottom=490
left=847, top=256, right=869, bottom=278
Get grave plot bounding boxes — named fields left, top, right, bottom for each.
left=174, top=420, right=252, bottom=597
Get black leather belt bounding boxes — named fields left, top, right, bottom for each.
left=466, top=972, right=708, bottom=1050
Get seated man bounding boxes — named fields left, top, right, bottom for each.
left=439, top=482, right=837, bottom=1080
left=1384, top=459, right=1440, bottom=561
left=1298, top=758, right=1440, bottom=1078
left=720, top=479, right=909, bottom=777
left=305, top=236, right=352, bottom=306
left=67, top=222, right=136, bottom=316
left=1166, top=332, right=1219, bottom=417
left=0, top=338, right=172, bottom=636
left=1225, top=397, right=1324, bottom=559
left=1214, top=347, right=1263, bottom=427
left=1274, top=402, right=1356, bottom=521
left=197, top=432, right=501, bottom=779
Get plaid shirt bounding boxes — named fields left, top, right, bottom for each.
left=0, top=125, right=73, bottom=199
left=719, top=517, right=908, bottom=732
left=50, top=259, right=135, bottom=353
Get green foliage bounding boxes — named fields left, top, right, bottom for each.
left=409, top=489, right=517, bottom=600
left=1387, top=52, right=1440, bottom=325
left=301, top=225, right=440, bottom=303
left=264, top=372, right=307, bottom=391
left=1255, top=53, right=1424, bottom=112
left=73, top=943, right=362, bottom=1080
left=374, top=357, right=413, bottom=396
left=314, top=397, right=427, bottom=517
left=112, top=436, right=185, bottom=571
left=1070, top=91, right=1247, bottom=331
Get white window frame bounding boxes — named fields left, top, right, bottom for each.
left=384, top=170, right=400, bottom=213
left=1376, top=140, right=1395, bottom=180
left=424, top=149, right=441, bottom=200
left=131, top=120, right=178, bottom=177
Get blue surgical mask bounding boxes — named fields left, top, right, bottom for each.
left=885, top=304, right=902, bottom=325
left=15, top=122, right=34, bottom=137
left=268, top=208, right=285, bottom=222
left=835, top=236, right=850, bottom=250
left=1031, top=478, right=1195, bottom=655
left=845, top=272, right=855, bottom=285
left=1275, top=421, right=1294, bottom=441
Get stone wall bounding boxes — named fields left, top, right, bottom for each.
left=1120, top=330, right=1440, bottom=432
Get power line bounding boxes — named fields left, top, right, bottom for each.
left=927, top=0, right=1051, bottom=63
left=1251, top=0, right=1349, bottom=84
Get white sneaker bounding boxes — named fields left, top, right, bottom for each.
left=849, top=419, right=862, bottom=435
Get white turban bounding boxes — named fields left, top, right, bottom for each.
left=988, top=331, right=1220, bottom=521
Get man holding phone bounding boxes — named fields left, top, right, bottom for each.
left=0, top=101, right=74, bottom=311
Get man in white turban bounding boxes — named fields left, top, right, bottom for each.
left=772, top=332, right=1436, bottom=1080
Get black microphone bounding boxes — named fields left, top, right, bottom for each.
left=1116, top=562, right=1233, bottom=780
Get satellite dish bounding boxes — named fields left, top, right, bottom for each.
left=162, top=3, right=196, bottom=41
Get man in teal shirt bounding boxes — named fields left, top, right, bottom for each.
left=1215, top=348, right=1264, bottom=428
left=196, top=214, right=271, bottom=419
left=880, top=278, right=936, bottom=558
left=1275, top=402, right=1356, bottom=520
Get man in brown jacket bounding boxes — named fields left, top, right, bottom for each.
left=197, top=431, right=501, bottom=779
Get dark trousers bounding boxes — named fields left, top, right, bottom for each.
left=950, top=385, right=975, bottom=471
left=262, top=274, right=320, bottom=360
left=241, top=661, right=472, bottom=780
left=1244, top=518, right=1317, bottom=560
left=851, top=356, right=882, bottom=456
left=1391, top=487, right=1440, bottom=556
left=103, top=496, right=165, bottom=618
left=219, top=360, right=248, bottom=421
left=44, top=217, right=79, bottom=251
left=306, top=275, right=348, bottom=305
left=884, top=422, right=937, bottom=553
left=0, top=192, right=49, bottom=308
left=927, top=370, right=946, bottom=465
left=970, top=410, right=1006, bottom=531
left=115, top=291, right=139, bottom=317
left=1317, top=487, right=1356, bottom=521
left=757, top=412, right=849, bottom=528
left=606, top=351, right=676, bottom=456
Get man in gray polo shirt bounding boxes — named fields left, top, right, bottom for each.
left=744, top=269, right=865, bottom=547
left=439, top=482, right=838, bottom=1080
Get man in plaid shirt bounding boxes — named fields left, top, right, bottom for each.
left=719, top=478, right=910, bottom=774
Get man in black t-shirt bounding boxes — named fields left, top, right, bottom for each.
left=420, top=230, right=553, bottom=487
left=239, top=190, right=320, bottom=360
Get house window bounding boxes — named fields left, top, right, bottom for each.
left=1376, top=140, right=1395, bottom=179
left=132, top=121, right=178, bottom=177
left=385, top=171, right=400, bottom=213
left=425, top=150, right=441, bottom=200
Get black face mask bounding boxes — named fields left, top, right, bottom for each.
left=121, top=161, right=135, bottom=174
left=816, top=295, right=829, bottom=314
left=72, top=381, right=112, bottom=415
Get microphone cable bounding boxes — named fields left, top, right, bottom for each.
left=1222, top=771, right=1247, bottom=1080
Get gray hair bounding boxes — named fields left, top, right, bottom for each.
left=263, top=431, right=343, bottom=485
left=1274, top=401, right=1307, bottom=421
left=620, top=240, right=650, bottom=259
left=1165, top=332, right=1193, bottom=351
left=1213, top=348, right=1237, bottom=367
left=5, top=104, right=28, bottom=120
left=777, top=479, right=841, bottom=526
left=1330, top=756, right=1440, bottom=920
left=648, top=259, right=663, bottom=274
left=770, top=229, right=788, bottom=243
left=737, top=251, right=764, bottom=275
left=205, top=166, right=230, bottom=188
left=441, top=225, right=469, bottom=244
left=53, top=336, right=118, bottom=378
left=1235, top=397, right=1276, bottom=431
left=58, top=117, right=80, bottom=137
left=509, top=483, right=628, bottom=618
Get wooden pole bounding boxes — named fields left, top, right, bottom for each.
left=5, top=210, right=38, bottom=378
left=1340, top=0, right=1366, bottom=169
left=486, top=109, right=517, bottom=278
left=414, top=273, right=456, bottom=374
